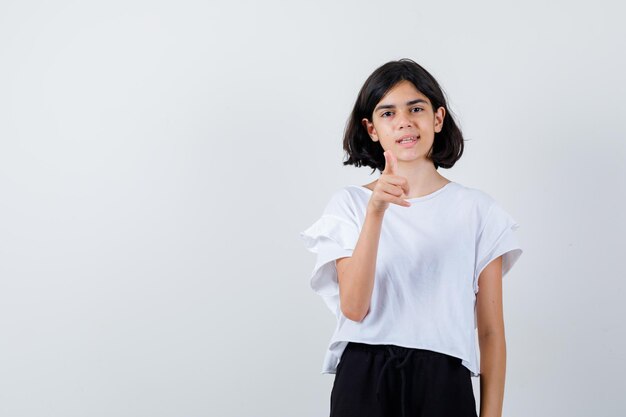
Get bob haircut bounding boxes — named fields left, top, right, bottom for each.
left=343, top=58, right=465, bottom=173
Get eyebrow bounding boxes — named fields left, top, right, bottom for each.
left=374, top=99, right=429, bottom=113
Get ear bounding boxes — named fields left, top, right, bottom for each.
left=361, top=118, right=379, bottom=141
left=434, top=107, right=446, bottom=133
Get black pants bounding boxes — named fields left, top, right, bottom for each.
left=330, top=342, right=478, bottom=417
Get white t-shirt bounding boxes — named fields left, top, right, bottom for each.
left=299, top=181, right=523, bottom=378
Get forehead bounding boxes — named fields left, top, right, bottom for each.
left=379, top=80, right=430, bottom=104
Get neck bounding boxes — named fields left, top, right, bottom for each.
left=393, top=157, right=449, bottom=198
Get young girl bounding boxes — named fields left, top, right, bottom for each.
left=300, top=59, right=523, bottom=417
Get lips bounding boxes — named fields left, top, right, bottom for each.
left=396, top=135, right=419, bottom=144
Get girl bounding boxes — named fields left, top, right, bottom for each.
left=300, top=58, right=523, bottom=417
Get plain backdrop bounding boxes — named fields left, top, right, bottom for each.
left=1, top=1, right=624, bottom=416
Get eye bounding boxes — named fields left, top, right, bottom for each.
left=381, top=111, right=393, bottom=118
left=411, top=107, right=423, bottom=113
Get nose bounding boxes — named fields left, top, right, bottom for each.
left=395, top=112, right=412, bottom=129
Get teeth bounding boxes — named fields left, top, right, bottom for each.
left=399, top=137, right=415, bottom=143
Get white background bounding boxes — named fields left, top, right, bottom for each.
left=1, top=1, right=624, bottom=416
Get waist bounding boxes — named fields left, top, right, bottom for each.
left=345, top=341, right=461, bottom=362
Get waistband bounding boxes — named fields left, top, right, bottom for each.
left=346, top=342, right=456, bottom=360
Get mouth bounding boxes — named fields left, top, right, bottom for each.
left=396, top=135, right=419, bottom=144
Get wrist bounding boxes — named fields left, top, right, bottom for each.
left=365, top=205, right=386, bottom=220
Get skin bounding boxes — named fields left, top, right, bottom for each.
left=360, top=79, right=449, bottom=200
left=476, top=256, right=507, bottom=417
left=336, top=79, right=507, bottom=417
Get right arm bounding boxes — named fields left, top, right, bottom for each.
left=335, top=209, right=385, bottom=322
left=335, top=150, right=410, bottom=322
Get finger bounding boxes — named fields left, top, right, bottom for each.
left=375, top=182, right=411, bottom=207
left=380, top=185, right=411, bottom=207
left=380, top=175, right=410, bottom=196
left=387, top=150, right=398, bottom=174
left=393, top=197, right=411, bottom=207
left=382, top=151, right=392, bottom=175
left=379, top=181, right=406, bottom=200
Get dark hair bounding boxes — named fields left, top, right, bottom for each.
left=342, top=58, right=465, bottom=173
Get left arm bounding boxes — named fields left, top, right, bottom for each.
left=476, top=255, right=507, bottom=417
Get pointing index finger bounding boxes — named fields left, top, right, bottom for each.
left=388, top=150, right=398, bottom=174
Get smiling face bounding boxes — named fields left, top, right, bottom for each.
left=361, top=80, right=445, bottom=164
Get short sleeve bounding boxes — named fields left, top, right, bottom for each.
left=473, top=201, right=523, bottom=293
left=299, top=189, right=360, bottom=316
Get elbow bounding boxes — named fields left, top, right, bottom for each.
left=341, top=304, right=369, bottom=322
left=336, top=265, right=371, bottom=322
left=478, top=328, right=506, bottom=341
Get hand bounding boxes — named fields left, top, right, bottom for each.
left=367, top=150, right=411, bottom=214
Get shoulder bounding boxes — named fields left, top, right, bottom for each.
left=452, top=182, right=497, bottom=211
left=325, top=186, right=353, bottom=207
left=320, top=186, right=364, bottom=219
left=456, top=183, right=521, bottom=238
left=326, top=185, right=370, bottom=205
